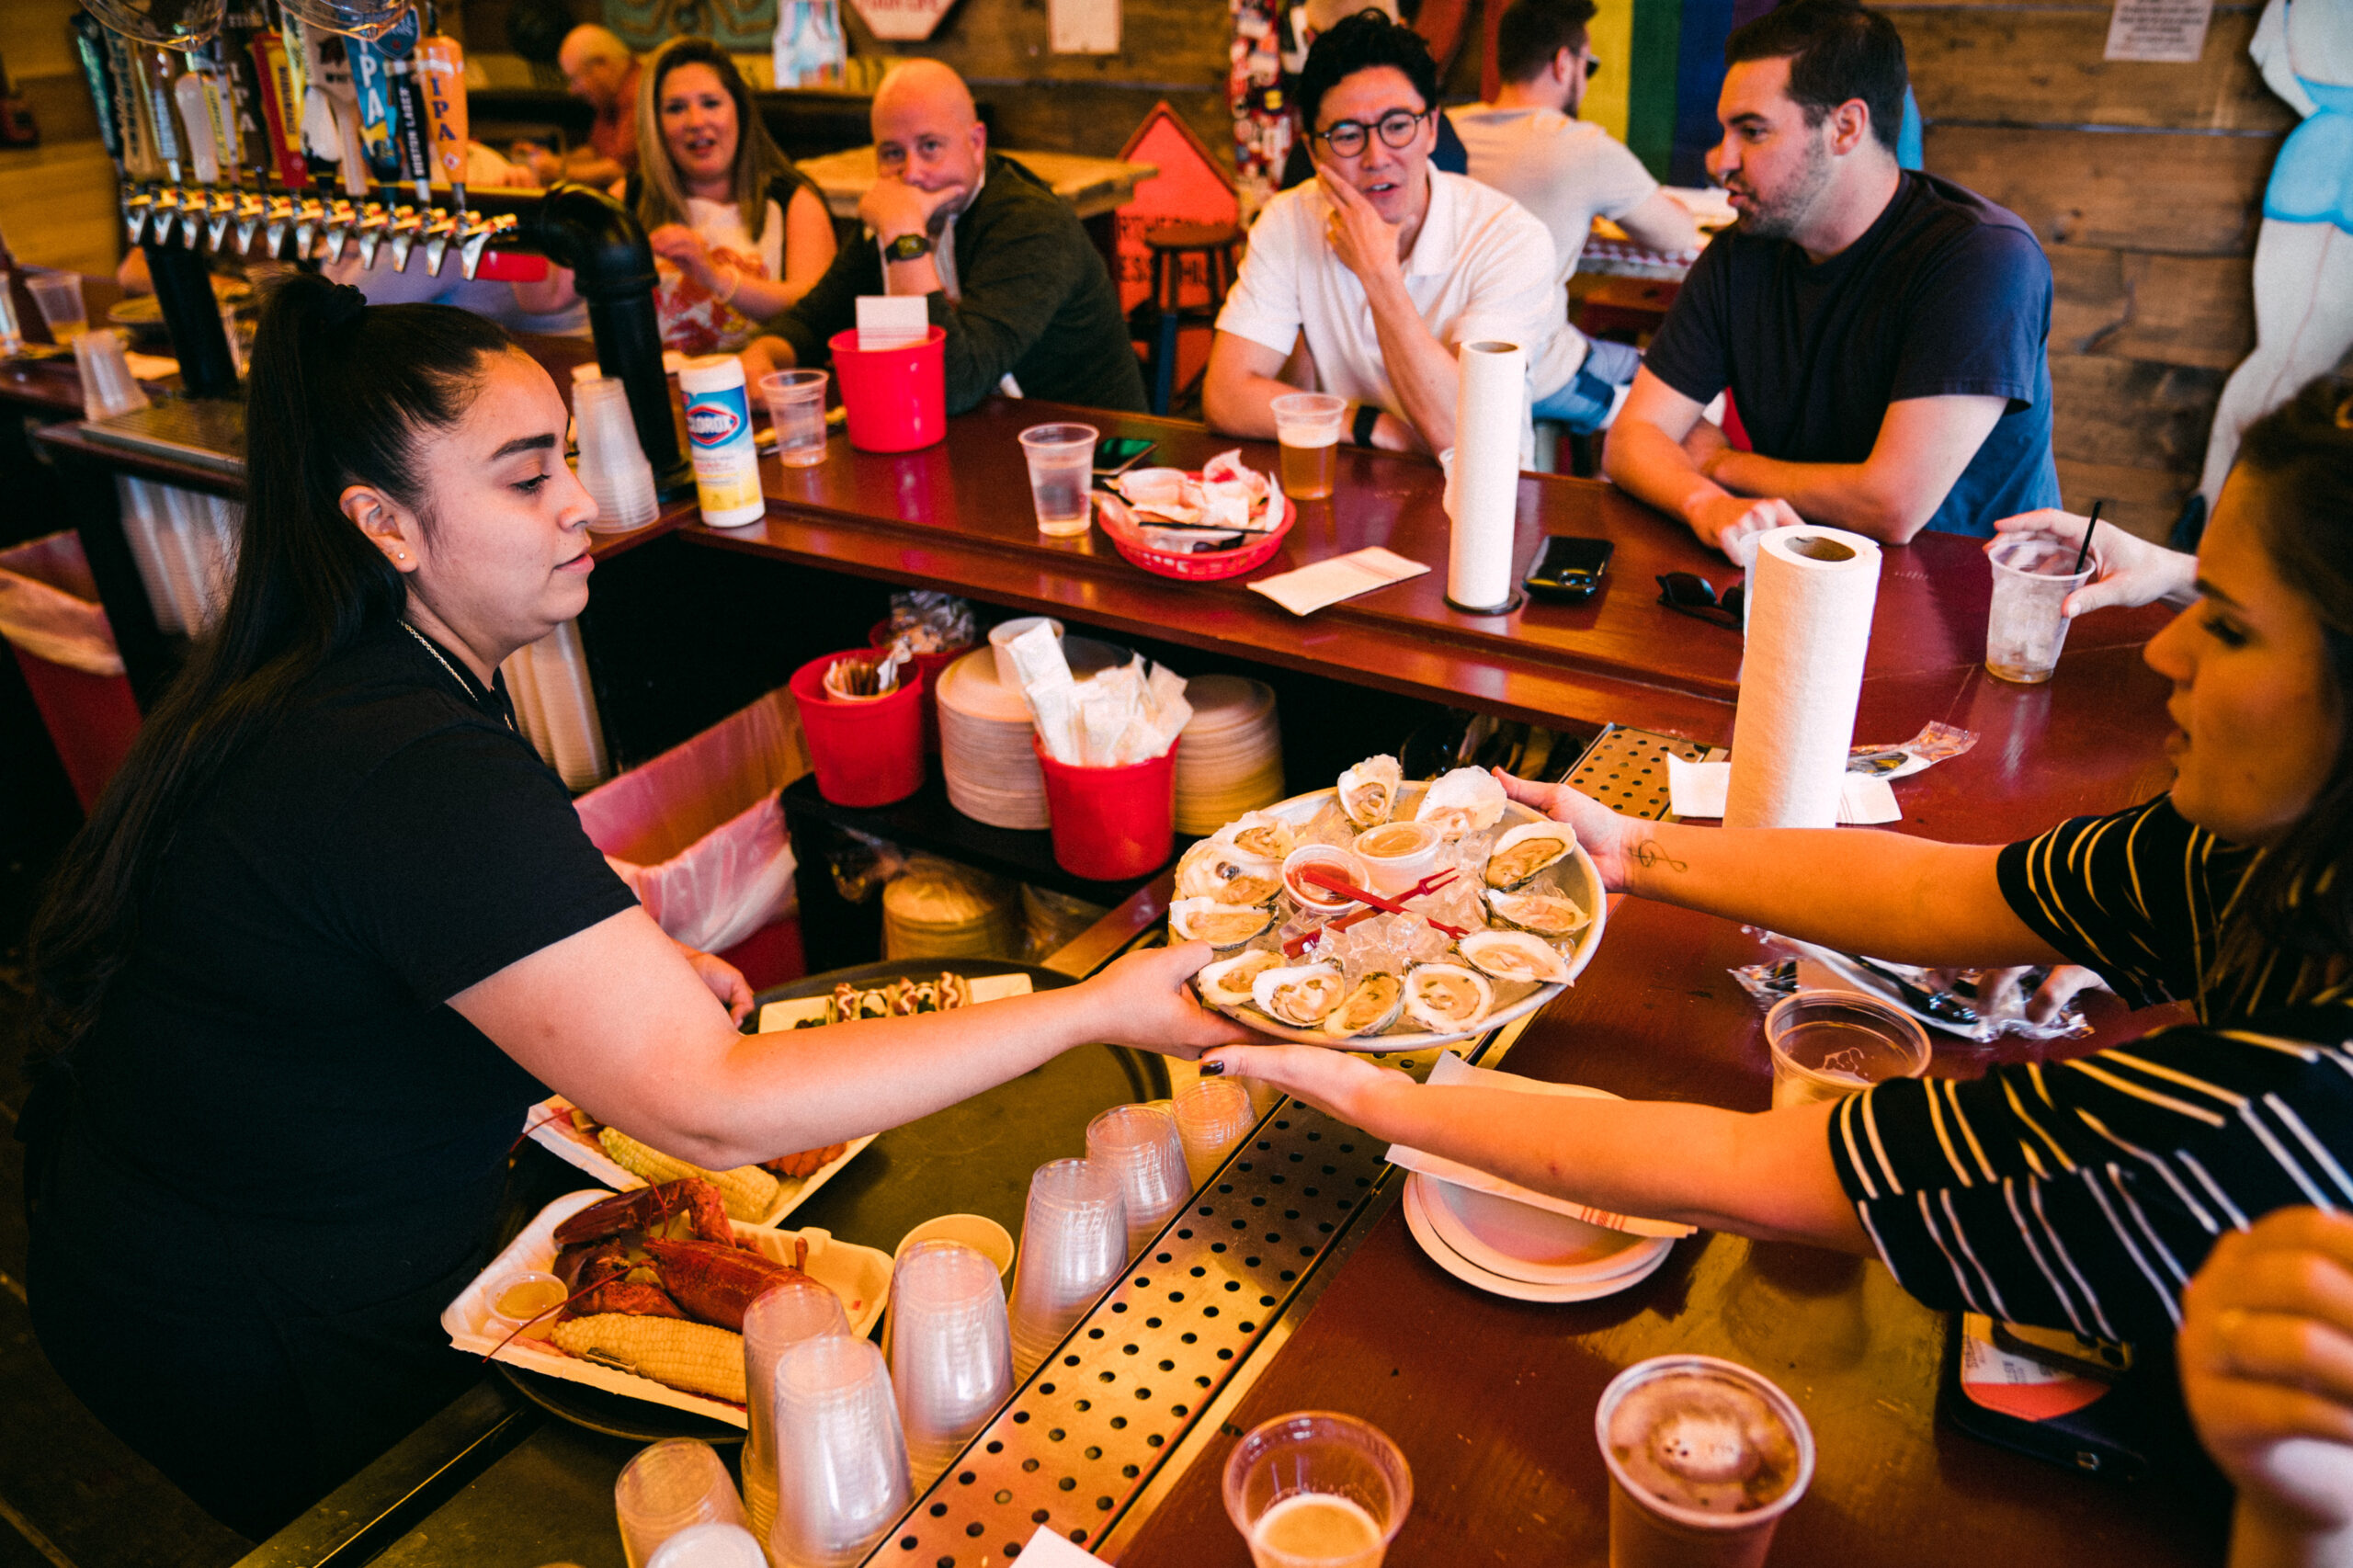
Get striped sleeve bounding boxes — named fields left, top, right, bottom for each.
left=1994, top=796, right=2219, bottom=1010
left=1825, top=1011, right=2353, bottom=1345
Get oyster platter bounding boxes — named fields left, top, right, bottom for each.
left=1171, top=757, right=1606, bottom=1049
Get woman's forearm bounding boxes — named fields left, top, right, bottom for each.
left=1349, top=1077, right=1870, bottom=1251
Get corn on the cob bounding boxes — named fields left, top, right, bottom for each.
left=598, top=1127, right=779, bottom=1221
left=552, top=1313, right=747, bottom=1403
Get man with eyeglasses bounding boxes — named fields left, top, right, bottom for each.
left=1603, top=0, right=2060, bottom=560
left=1204, top=9, right=1563, bottom=459
left=1449, top=0, right=1702, bottom=436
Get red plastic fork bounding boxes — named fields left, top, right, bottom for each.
left=1284, top=869, right=1461, bottom=955
left=1298, top=866, right=1471, bottom=937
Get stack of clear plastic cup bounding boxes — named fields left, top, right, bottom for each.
left=74, top=328, right=150, bottom=420
left=645, top=1522, right=768, bottom=1568
left=1007, top=1158, right=1129, bottom=1380
left=27, top=272, right=85, bottom=344
left=769, top=1334, right=911, bottom=1568
left=1175, top=1077, right=1259, bottom=1188
left=613, top=1439, right=747, bottom=1568
left=1086, top=1104, right=1189, bottom=1258
left=889, top=1239, right=1014, bottom=1486
left=741, top=1278, right=852, bottom=1551
left=574, top=375, right=661, bottom=532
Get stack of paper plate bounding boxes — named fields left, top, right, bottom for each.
left=938, top=649, right=1048, bottom=829
left=1174, top=675, right=1284, bottom=836
left=1402, top=1173, right=1675, bottom=1302
left=881, top=857, right=1019, bottom=960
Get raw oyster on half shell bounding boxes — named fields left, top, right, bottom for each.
left=1197, top=949, right=1284, bottom=1008
left=1483, top=821, right=1576, bottom=889
left=1485, top=885, right=1592, bottom=938
left=1169, top=897, right=1276, bottom=949
left=1219, top=810, right=1297, bottom=864
left=1402, top=963, right=1495, bottom=1032
left=1323, top=971, right=1405, bottom=1040
left=1252, top=962, right=1348, bottom=1027
left=1458, top=929, right=1572, bottom=985
left=1336, top=756, right=1404, bottom=829
left=1415, top=767, right=1507, bottom=839
left=1175, top=839, right=1283, bottom=906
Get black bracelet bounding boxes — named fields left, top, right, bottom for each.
left=1351, top=403, right=1381, bottom=449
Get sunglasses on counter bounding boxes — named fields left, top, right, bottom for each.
left=1656, top=572, right=1745, bottom=630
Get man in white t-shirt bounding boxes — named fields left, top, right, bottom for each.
left=1449, top=0, right=1702, bottom=433
left=1204, top=11, right=1563, bottom=459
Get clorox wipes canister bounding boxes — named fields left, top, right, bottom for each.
left=677, top=354, right=766, bottom=528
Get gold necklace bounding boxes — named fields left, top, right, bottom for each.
left=400, top=619, right=515, bottom=733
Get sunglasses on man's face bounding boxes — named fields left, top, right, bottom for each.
left=1656, top=572, right=1745, bottom=629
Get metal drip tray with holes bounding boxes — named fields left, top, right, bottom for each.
left=1563, top=722, right=1710, bottom=821
left=81, top=398, right=247, bottom=474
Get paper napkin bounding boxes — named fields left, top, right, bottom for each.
left=855, top=294, right=929, bottom=350
left=1665, top=755, right=1901, bottom=825
left=1383, top=1052, right=1698, bottom=1240
left=1248, top=547, right=1429, bottom=616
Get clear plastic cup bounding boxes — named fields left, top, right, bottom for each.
left=769, top=1334, right=911, bottom=1568
left=888, top=1239, right=1014, bottom=1485
left=574, top=376, right=661, bottom=532
left=741, top=1278, right=851, bottom=1549
left=613, top=1439, right=747, bottom=1568
left=1596, top=1355, right=1815, bottom=1568
left=1007, top=1158, right=1128, bottom=1380
left=74, top=328, right=150, bottom=420
left=1222, top=1411, right=1413, bottom=1568
left=27, top=272, right=86, bottom=344
left=1764, top=989, right=1930, bottom=1109
left=0, top=274, right=23, bottom=356
left=1174, top=1076, right=1258, bottom=1188
left=894, top=1213, right=1016, bottom=1282
left=1086, top=1103, right=1189, bottom=1259
left=1984, top=534, right=2094, bottom=684
left=1018, top=422, right=1097, bottom=537
left=1271, top=392, right=1347, bottom=501
left=646, top=1523, right=768, bottom=1568
left=760, top=368, right=830, bottom=469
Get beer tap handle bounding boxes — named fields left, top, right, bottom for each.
left=386, top=205, right=423, bottom=272
left=421, top=207, right=460, bottom=277
left=234, top=190, right=266, bottom=255
left=457, top=210, right=515, bottom=282
left=351, top=201, right=388, bottom=269
left=292, top=195, right=328, bottom=259
left=124, top=187, right=155, bottom=247
left=321, top=198, right=357, bottom=264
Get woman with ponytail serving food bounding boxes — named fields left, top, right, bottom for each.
left=18, top=278, right=1237, bottom=1537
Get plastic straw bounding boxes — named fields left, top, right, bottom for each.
left=2071, top=501, right=2104, bottom=574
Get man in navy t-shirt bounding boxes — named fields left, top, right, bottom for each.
left=1604, top=0, right=2061, bottom=557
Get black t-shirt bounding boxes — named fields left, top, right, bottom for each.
left=1644, top=171, right=2062, bottom=539
left=65, top=622, right=636, bottom=1307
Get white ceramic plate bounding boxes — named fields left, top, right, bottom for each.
left=1402, top=1176, right=1673, bottom=1303
left=1417, top=1174, right=1669, bottom=1285
left=1186, top=781, right=1607, bottom=1051
left=440, top=1187, right=892, bottom=1427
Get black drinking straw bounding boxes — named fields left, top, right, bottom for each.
left=2072, top=501, right=2105, bottom=574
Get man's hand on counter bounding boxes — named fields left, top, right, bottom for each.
left=1084, top=940, right=1265, bottom=1060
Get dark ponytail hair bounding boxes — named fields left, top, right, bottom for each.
left=2219, top=375, right=2353, bottom=998
left=24, top=275, right=512, bottom=1066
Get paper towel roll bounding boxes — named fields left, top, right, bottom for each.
left=1446, top=339, right=1525, bottom=614
left=1723, top=525, right=1882, bottom=829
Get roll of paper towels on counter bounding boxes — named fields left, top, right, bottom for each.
left=1724, top=525, right=1881, bottom=829
left=1446, top=339, right=1526, bottom=614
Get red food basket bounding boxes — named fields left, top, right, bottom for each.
left=1094, top=484, right=1296, bottom=583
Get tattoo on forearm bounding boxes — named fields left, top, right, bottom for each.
left=1631, top=841, right=1688, bottom=873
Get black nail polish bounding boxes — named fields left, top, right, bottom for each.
left=1199, top=1060, right=1225, bottom=1076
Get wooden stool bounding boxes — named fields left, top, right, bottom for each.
left=1134, top=221, right=1243, bottom=416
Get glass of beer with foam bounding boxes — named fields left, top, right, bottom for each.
left=1223, top=1410, right=1412, bottom=1568
left=1271, top=392, right=1347, bottom=502
left=1597, top=1355, right=1814, bottom=1568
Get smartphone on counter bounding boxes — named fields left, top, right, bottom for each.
left=1524, top=535, right=1614, bottom=601
left=1093, top=437, right=1157, bottom=478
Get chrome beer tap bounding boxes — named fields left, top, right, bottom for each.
left=233, top=190, right=266, bottom=255
left=123, top=187, right=155, bottom=246
left=204, top=187, right=238, bottom=252
left=385, top=204, right=425, bottom=272
left=351, top=201, right=391, bottom=269
left=419, top=203, right=460, bottom=277
left=261, top=193, right=296, bottom=259
left=178, top=187, right=211, bottom=248
left=319, top=198, right=357, bottom=264
left=456, top=210, right=514, bottom=282
left=147, top=187, right=183, bottom=247
left=291, top=194, right=329, bottom=259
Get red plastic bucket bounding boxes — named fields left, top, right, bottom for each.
left=868, top=619, right=972, bottom=756
left=829, top=324, right=947, bottom=453
left=1033, top=735, right=1180, bottom=881
left=789, top=652, right=926, bottom=807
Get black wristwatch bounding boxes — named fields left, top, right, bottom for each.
left=883, top=232, right=933, bottom=263
left=1351, top=403, right=1381, bottom=449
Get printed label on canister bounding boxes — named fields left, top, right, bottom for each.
left=677, top=361, right=765, bottom=528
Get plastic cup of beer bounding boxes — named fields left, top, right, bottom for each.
left=759, top=369, right=830, bottom=469
left=1222, top=1410, right=1412, bottom=1568
left=1271, top=392, right=1347, bottom=501
left=1019, top=422, right=1098, bottom=537
left=1763, top=989, right=1930, bottom=1109
left=1984, top=533, right=2093, bottom=684
left=1597, top=1355, right=1814, bottom=1568
left=27, top=272, right=86, bottom=345
left=0, top=274, right=23, bottom=357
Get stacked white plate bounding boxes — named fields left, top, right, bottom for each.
left=881, top=857, right=1019, bottom=960
left=1174, top=675, right=1284, bottom=836
left=1402, top=1173, right=1675, bottom=1302
left=938, top=637, right=1136, bottom=832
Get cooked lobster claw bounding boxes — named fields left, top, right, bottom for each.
left=553, top=1179, right=733, bottom=1248
left=640, top=1238, right=815, bottom=1332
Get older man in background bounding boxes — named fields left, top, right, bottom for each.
left=516, top=25, right=642, bottom=188
left=756, top=59, right=1146, bottom=413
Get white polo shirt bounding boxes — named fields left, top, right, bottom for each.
left=1217, top=169, right=1563, bottom=456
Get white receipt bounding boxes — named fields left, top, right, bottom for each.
left=1666, top=755, right=1900, bottom=825
left=1017, top=1528, right=1113, bottom=1566
left=855, top=294, right=929, bottom=350
left=1248, top=546, right=1430, bottom=616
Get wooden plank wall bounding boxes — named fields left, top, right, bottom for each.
left=0, top=0, right=124, bottom=275
left=1894, top=0, right=2290, bottom=541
